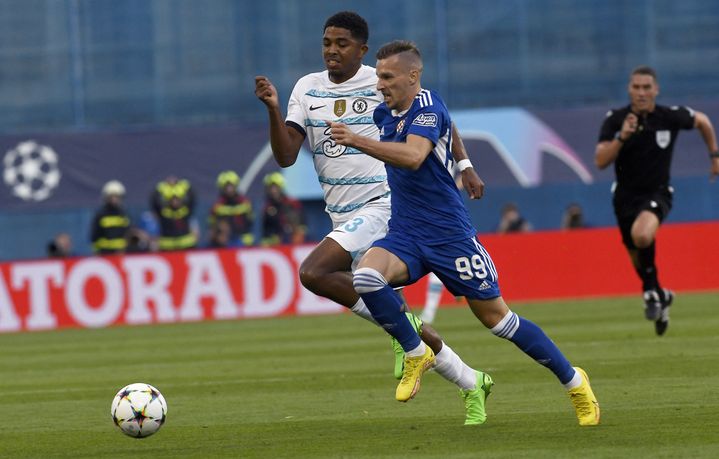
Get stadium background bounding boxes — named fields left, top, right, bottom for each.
left=2, top=4, right=718, bottom=455
left=1, top=0, right=718, bottom=261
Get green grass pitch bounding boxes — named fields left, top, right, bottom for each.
left=1, top=292, right=718, bottom=458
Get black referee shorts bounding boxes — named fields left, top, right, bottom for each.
left=612, top=186, right=673, bottom=249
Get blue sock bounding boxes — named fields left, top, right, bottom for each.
left=354, top=268, right=421, bottom=352
left=492, top=311, right=575, bottom=384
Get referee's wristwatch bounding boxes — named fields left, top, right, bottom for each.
left=615, top=132, right=628, bottom=143
left=710, top=151, right=719, bottom=159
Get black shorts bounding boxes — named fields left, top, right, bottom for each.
left=612, top=186, right=673, bottom=249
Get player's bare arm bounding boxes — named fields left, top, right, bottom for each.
left=328, top=121, right=432, bottom=170
left=693, top=111, right=719, bottom=180
left=595, top=112, right=638, bottom=169
left=254, top=75, right=305, bottom=167
left=450, top=123, right=484, bottom=199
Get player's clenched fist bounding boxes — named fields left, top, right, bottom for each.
left=255, top=76, right=279, bottom=108
left=620, top=113, right=638, bottom=141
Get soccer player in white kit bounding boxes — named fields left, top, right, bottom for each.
left=255, top=11, right=491, bottom=424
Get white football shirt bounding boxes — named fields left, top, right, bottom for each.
left=286, top=65, right=389, bottom=225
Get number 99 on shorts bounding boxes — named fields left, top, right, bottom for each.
left=455, top=255, right=488, bottom=280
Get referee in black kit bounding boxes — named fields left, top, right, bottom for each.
left=595, top=65, right=719, bottom=336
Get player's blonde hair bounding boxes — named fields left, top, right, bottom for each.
left=376, top=40, right=421, bottom=61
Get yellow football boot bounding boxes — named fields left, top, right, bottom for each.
left=568, top=367, right=600, bottom=426
left=395, top=345, right=435, bottom=402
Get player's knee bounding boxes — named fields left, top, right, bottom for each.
left=299, top=257, right=333, bottom=293
left=353, top=267, right=387, bottom=294
left=298, top=263, right=324, bottom=292
left=467, top=297, right=510, bottom=328
left=632, top=232, right=653, bottom=248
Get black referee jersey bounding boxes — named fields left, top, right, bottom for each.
left=598, top=104, right=695, bottom=193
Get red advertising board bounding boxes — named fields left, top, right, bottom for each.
left=0, top=246, right=344, bottom=333
left=476, top=221, right=719, bottom=301
left=1, top=222, right=717, bottom=333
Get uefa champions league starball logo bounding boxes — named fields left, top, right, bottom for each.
left=3, top=140, right=61, bottom=201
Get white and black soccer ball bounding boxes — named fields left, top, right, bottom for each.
left=111, top=383, right=167, bottom=438
left=3, top=140, right=61, bottom=201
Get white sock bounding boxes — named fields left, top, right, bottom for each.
left=406, top=341, right=426, bottom=358
left=421, top=273, right=443, bottom=323
left=434, top=343, right=478, bottom=390
left=563, top=368, right=582, bottom=390
left=490, top=310, right=519, bottom=339
left=350, top=298, right=379, bottom=326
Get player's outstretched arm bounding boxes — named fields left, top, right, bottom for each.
left=328, top=121, right=432, bottom=170
left=694, top=111, right=719, bottom=180
left=451, top=123, right=484, bottom=199
left=254, top=76, right=304, bottom=168
left=595, top=113, right=637, bottom=169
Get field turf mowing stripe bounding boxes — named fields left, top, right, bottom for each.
left=0, top=292, right=717, bottom=458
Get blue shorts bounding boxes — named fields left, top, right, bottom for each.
left=373, top=232, right=501, bottom=300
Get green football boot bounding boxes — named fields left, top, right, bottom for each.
left=460, top=371, right=494, bottom=425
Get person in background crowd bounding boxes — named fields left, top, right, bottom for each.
left=595, top=65, right=719, bottom=336
left=125, top=226, right=153, bottom=253
left=496, top=202, right=532, bottom=234
left=261, top=172, right=306, bottom=246
left=208, top=219, right=233, bottom=248
left=91, top=180, right=130, bottom=254
left=136, top=210, right=160, bottom=252
left=561, top=203, right=587, bottom=230
left=150, top=176, right=198, bottom=251
left=208, top=170, right=255, bottom=247
left=47, top=232, right=73, bottom=258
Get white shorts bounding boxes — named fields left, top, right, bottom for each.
left=326, top=197, right=391, bottom=271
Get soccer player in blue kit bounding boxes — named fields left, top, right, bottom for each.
left=256, top=12, right=492, bottom=425
left=329, top=40, right=601, bottom=426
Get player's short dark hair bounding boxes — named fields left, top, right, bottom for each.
left=631, top=65, right=658, bottom=81
left=324, top=11, right=369, bottom=44
left=376, top=40, right=421, bottom=61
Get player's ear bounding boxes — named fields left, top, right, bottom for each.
left=409, top=68, right=420, bottom=85
left=359, top=43, right=368, bottom=57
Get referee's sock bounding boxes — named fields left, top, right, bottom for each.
left=353, top=267, right=423, bottom=355
left=636, top=243, right=664, bottom=299
left=491, top=311, right=576, bottom=385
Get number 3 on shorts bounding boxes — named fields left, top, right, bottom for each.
left=343, top=217, right=364, bottom=232
left=455, top=255, right=488, bottom=280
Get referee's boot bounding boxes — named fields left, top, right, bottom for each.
left=655, top=289, right=674, bottom=336
left=642, top=290, right=662, bottom=321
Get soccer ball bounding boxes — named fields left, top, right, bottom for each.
left=110, top=383, right=167, bottom=438
left=2, top=140, right=61, bottom=201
